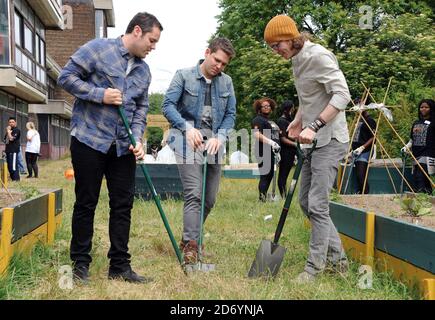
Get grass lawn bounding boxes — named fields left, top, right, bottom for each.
left=0, top=157, right=418, bottom=300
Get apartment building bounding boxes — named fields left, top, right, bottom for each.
left=0, top=0, right=115, bottom=160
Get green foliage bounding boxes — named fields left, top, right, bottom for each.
left=148, top=93, right=164, bottom=115
left=146, top=93, right=165, bottom=150
left=215, top=0, right=435, bottom=148
left=16, top=184, right=41, bottom=200
left=394, top=194, right=433, bottom=217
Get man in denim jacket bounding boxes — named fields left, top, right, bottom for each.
left=162, top=38, right=236, bottom=265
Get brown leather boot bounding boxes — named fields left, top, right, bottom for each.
left=182, top=240, right=198, bottom=265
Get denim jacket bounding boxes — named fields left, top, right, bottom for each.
left=162, top=60, right=236, bottom=158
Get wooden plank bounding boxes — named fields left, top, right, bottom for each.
left=330, top=202, right=366, bottom=243
left=339, top=163, right=413, bottom=194
left=222, top=169, right=259, bottom=179
left=375, top=215, right=435, bottom=274
left=54, top=189, right=63, bottom=215
left=135, top=164, right=183, bottom=200
left=11, top=223, right=47, bottom=255
left=11, top=195, right=48, bottom=243
left=47, top=193, right=55, bottom=244
left=0, top=208, right=13, bottom=275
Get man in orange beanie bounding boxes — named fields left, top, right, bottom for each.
left=264, top=15, right=351, bottom=283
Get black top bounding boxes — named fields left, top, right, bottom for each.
left=411, top=119, right=434, bottom=158
left=352, top=116, right=376, bottom=153
left=252, top=115, right=280, bottom=158
left=276, top=115, right=296, bottom=157
left=4, top=127, right=21, bottom=153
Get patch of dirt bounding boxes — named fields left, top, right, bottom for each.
left=340, top=194, right=435, bottom=230
left=0, top=190, right=26, bottom=210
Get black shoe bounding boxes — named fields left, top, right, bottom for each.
left=73, top=265, right=89, bottom=284
left=108, top=269, right=153, bottom=284
left=26, top=175, right=32, bottom=179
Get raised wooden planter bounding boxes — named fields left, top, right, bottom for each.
left=0, top=189, right=63, bottom=275
left=329, top=201, right=435, bottom=300
left=222, top=164, right=260, bottom=179
left=338, top=159, right=413, bottom=194
left=0, top=159, right=7, bottom=189
left=135, top=164, right=183, bottom=200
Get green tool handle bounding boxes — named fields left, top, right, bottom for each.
left=198, top=149, right=207, bottom=251
left=117, top=107, right=183, bottom=265
left=273, top=139, right=317, bottom=244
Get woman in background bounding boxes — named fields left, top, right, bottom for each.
left=25, top=122, right=41, bottom=178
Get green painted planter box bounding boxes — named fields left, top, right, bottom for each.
left=135, top=164, right=183, bottom=200
left=339, top=159, right=413, bottom=194
left=222, top=164, right=260, bottom=179
left=330, top=201, right=435, bottom=275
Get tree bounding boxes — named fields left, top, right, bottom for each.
left=215, top=0, right=434, bottom=138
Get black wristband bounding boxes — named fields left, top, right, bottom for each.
left=308, top=122, right=319, bottom=132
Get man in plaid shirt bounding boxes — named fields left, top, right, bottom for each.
left=58, top=12, right=162, bottom=284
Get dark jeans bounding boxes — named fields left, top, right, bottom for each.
left=278, top=149, right=296, bottom=197
left=70, top=137, right=136, bottom=273
left=413, top=163, right=433, bottom=194
left=355, top=161, right=369, bottom=194
left=257, top=153, right=276, bottom=198
left=6, top=152, right=20, bottom=181
left=25, top=152, right=39, bottom=177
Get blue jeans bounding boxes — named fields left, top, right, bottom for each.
left=17, top=148, right=26, bottom=173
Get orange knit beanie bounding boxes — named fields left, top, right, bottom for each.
left=264, top=15, right=300, bottom=44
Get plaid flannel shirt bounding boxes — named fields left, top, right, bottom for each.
left=58, top=36, right=150, bottom=156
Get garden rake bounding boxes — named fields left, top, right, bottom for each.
left=248, top=140, right=316, bottom=278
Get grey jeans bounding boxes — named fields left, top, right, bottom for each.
left=176, top=152, right=222, bottom=242
left=299, top=139, right=348, bottom=275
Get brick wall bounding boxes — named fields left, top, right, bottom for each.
left=46, top=0, right=96, bottom=105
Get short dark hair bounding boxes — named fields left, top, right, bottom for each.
left=208, top=37, right=236, bottom=59
left=126, top=12, right=163, bottom=35
left=8, top=117, right=16, bottom=121
left=280, top=100, right=294, bottom=114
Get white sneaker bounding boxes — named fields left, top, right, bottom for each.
left=293, top=271, right=316, bottom=284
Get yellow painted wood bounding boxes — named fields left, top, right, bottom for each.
left=339, top=233, right=366, bottom=263
left=47, top=193, right=56, bottom=244
left=423, top=279, right=435, bottom=300
left=0, top=208, right=14, bottom=276
left=339, top=231, right=435, bottom=300
left=365, top=212, right=375, bottom=267
left=11, top=224, right=48, bottom=255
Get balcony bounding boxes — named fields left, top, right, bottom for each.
left=28, top=0, right=64, bottom=29
left=0, top=67, right=47, bottom=103
left=29, top=99, right=72, bottom=119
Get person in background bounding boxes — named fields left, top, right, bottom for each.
left=252, top=97, right=281, bottom=202
left=3, top=117, right=21, bottom=181
left=350, top=109, right=376, bottom=194
left=276, top=100, right=297, bottom=197
left=25, top=122, right=41, bottom=178
left=401, top=99, right=434, bottom=194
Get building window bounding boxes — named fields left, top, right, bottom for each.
left=0, top=0, right=10, bottom=65
left=48, top=77, right=56, bottom=99
left=95, top=10, right=105, bottom=39
left=14, top=3, right=46, bottom=85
